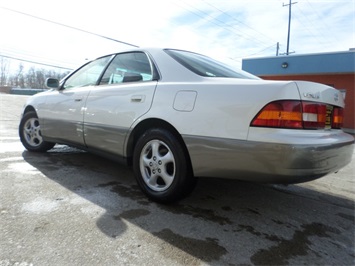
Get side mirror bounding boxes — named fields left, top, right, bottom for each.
left=45, top=78, right=59, bottom=89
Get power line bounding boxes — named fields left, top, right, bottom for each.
left=230, top=43, right=278, bottom=60
left=304, top=0, right=344, bottom=44
left=169, top=0, right=279, bottom=66
left=294, top=4, right=330, bottom=45
left=174, top=1, right=287, bottom=58
left=0, top=45, right=78, bottom=68
left=201, top=0, right=278, bottom=44
left=0, top=54, right=73, bottom=70
left=0, top=6, right=139, bottom=48
left=176, top=0, right=273, bottom=47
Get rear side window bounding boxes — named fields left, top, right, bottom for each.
left=165, top=49, right=259, bottom=80
left=100, top=52, right=153, bottom=85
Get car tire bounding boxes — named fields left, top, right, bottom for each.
left=19, top=111, right=55, bottom=152
left=133, top=128, right=196, bottom=203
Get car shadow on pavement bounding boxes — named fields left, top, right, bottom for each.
left=22, top=146, right=355, bottom=265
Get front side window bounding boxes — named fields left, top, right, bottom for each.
left=165, top=49, right=259, bottom=80
left=63, top=56, right=112, bottom=90
left=100, top=52, right=153, bottom=85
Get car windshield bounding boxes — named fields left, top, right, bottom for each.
left=165, top=49, right=259, bottom=80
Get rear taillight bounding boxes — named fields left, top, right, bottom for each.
left=332, top=107, right=344, bottom=129
left=250, top=101, right=303, bottom=129
left=302, top=102, right=326, bottom=129
left=251, top=100, right=342, bottom=130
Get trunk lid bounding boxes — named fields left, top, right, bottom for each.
left=294, top=81, right=344, bottom=107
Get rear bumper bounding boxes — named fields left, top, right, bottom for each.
left=184, top=131, right=354, bottom=183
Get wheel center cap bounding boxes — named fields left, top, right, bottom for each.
left=152, top=162, right=159, bottom=170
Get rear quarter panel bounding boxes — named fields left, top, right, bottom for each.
left=140, top=79, right=300, bottom=140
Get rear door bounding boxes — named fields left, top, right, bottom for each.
left=83, top=52, right=158, bottom=156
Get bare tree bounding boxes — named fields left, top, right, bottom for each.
left=16, top=63, right=25, bottom=88
left=35, top=69, right=45, bottom=89
left=2, top=59, right=69, bottom=88
left=26, top=67, right=36, bottom=88
left=0, top=57, right=10, bottom=86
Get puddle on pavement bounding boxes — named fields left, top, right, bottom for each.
left=250, top=222, right=340, bottom=265
left=159, top=204, right=232, bottom=225
left=153, top=228, right=227, bottom=263
left=114, top=209, right=151, bottom=220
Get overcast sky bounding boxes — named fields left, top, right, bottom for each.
left=0, top=0, right=354, bottom=72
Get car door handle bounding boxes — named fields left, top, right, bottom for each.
left=74, top=98, right=83, bottom=102
left=131, top=95, right=145, bottom=103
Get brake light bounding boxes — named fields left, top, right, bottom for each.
left=332, top=107, right=344, bottom=129
left=251, top=100, right=332, bottom=129
left=251, top=101, right=303, bottom=129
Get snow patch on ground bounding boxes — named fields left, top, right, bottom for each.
left=22, top=197, right=59, bottom=214
left=0, top=142, right=25, bottom=153
left=6, top=162, right=40, bottom=175
left=0, top=156, right=23, bottom=162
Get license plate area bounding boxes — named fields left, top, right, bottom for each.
left=325, top=105, right=333, bottom=129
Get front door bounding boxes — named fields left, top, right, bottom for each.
left=40, top=55, right=113, bottom=146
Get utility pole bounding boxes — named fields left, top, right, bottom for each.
left=283, top=0, right=297, bottom=55
left=276, top=42, right=279, bottom=56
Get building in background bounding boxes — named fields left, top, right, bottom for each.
left=242, top=50, right=355, bottom=134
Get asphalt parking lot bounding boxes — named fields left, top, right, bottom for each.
left=1, top=94, right=354, bottom=266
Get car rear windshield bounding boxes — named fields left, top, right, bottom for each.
left=165, top=49, right=259, bottom=79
